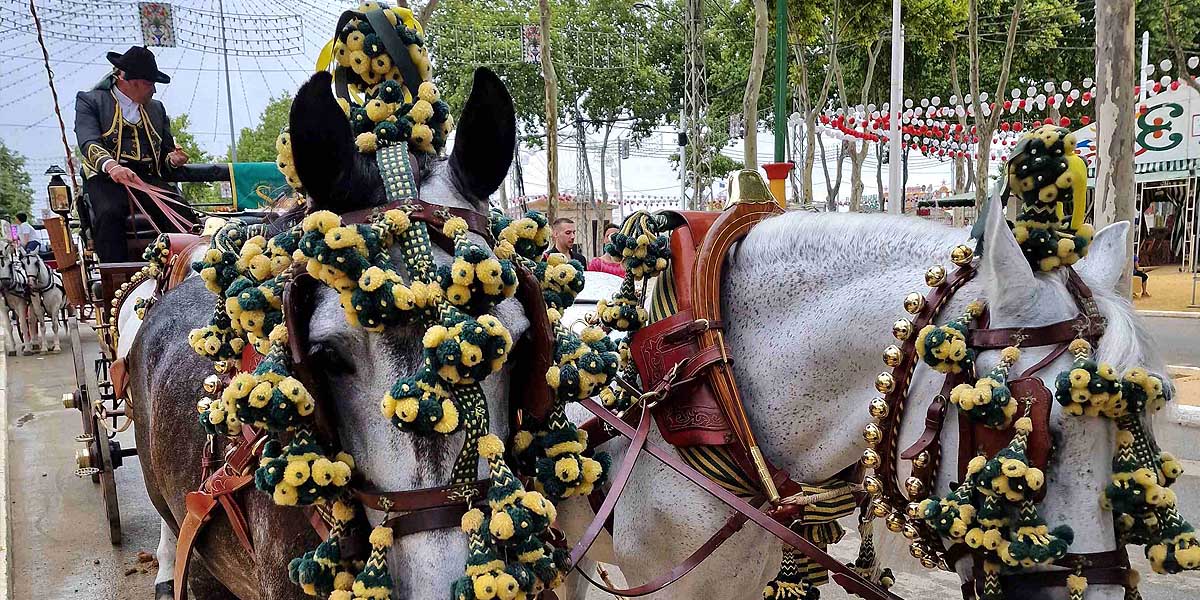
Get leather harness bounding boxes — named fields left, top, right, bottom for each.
left=871, top=259, right=1131, bottom=598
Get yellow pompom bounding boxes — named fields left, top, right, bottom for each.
left=478, top=434, right=504, bottom=459
left=368, top=525, right=394, bottom=548
left=462, top=508, right=485, bottom=532
left=345, top=31, right=365, bottom=51
left=283, top=460, right=311, bottom=486
left=355, top=132, right=378, bottom=153
left=418, top=81, right=440, bottom=103
left=554, top=457, right=580, bottom=482
left=1000, top=346, right=1021, bottom=365
left=365, top=98, right=391, bottom=122
left=410, top=123, right=434, bottom=153
left=273, top=483, right=298, bottom=506
left=347, top=50, right=370, bottom=76
left=434, top=399, right=460, bottom=433
left=489, top=510, right=515, bottom=540
left=409, top=99, right=434, bottom=124
left=370, top=53, right=393, bottom=76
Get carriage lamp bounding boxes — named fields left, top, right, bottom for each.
left=45, top=165, right=72, bottom=215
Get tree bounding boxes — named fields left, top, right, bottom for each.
left=170, top=115, right=220, bottom=205
left=0, top=141, right=33, bottom=217
left=967, top=0, right=1023, bottom=207
left=231, top=96, right=292, bottom=163
left=743, top=0, right=769, bottom=169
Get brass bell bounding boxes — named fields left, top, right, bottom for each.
left=197, top=397, right=212, bottom=413
left=951, top=244, right=974, bottom=266
left=903, top=292, right=924, bottom=314
left=869, top=397, right=890, bottom=419
left=885, top=512, right=905, bottom=533
left=875, top=372, right=895, bottom=394
left=904, top=476, right=925, bottom=497
left=120, top=282, right=130, bottom=291
left=882, top=345, right=903, bottom=368
left=902, top=523, right=921, bottom=540
left=909, top=543, right=927, bottom=559
left=861, top=449, right=881, bottom=469
left=213, top=360, right=231, bottom=374
left=863, top=475, right=882, bottom=496
left=921, top=557, right=939, bottom=570
left=925, top=265, right=947, bottom=287
left=202, top=375, right=221, bottom=394
left=912, top=450, right=931, bottom=468
left=906, top=501, right=924, bottom=520
left=871, top=498, right=890, bottom=518
left=114, top=289, right=124, bottom=300
left=862, top=423, right=883, bottom=445
left=892, top=319, right=913, bottom=341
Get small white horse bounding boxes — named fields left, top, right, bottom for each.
left=18, top=249, right=66, bottom=352
left=0, top=241, right=33, bottom=355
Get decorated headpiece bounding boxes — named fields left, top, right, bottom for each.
left=1004, top=124, right=1094, bottom=272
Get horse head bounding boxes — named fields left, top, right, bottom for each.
left=287, top=67, right=531, bottom=597
left=969, top=196, right=1159, bottom=598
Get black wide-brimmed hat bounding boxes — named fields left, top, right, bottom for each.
left=106, top=46, right=170, bottom=84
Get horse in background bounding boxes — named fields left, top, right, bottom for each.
left=18, top=248, right=66, bottom=352
left=0, top=240, right=33, bottom=355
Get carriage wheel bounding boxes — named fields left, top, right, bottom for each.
left=70, top=315, right=121, bottom=544
left=63, top=317, right=99, bottom=483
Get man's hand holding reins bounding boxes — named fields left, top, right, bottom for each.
left=105, top=163, right=145, bottom=187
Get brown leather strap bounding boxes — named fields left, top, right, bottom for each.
left=174, top=492, right=220, bottom=600
left=970, top=317, right=1102, bottom=349
left=575, top=511, right=750, bottom=597
left=1018, top=343, right=1071, bottom=379
left=353, top=480, right=489, bottom=512
left=382, top=504, right=478, bottom=538
left=336, top=199, right=494, bottom=246
left=959, top=550, right=1131, bottom=598
left=568, top=406, right=653, bottom=566
left=576, top=398, right=899, bottom=600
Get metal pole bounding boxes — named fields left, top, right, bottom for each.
left=218, top=0, right=237, bottom=162
left=679, top=105, right=687, bottom=210
left=1140, top=30, right=1149, bottom=102
left=887, top=0, right=903, bottom=214
left=773, top=0, right=787, bottom=163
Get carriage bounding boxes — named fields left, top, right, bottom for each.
left=50, top=162, right=291, bottom=544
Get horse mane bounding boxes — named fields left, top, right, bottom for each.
left=735, top=212, right=964, bottom=273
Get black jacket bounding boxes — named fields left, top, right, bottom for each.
left=74, top=78, right=176, bottom=180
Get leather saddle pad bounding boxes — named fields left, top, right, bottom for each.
left=958, top=377, right=1053, bottom=500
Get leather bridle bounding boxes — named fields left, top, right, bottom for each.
left=871, top=261, right=1134, bottom=598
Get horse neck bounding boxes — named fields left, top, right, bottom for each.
left=722, top=212, right=971, bottom=483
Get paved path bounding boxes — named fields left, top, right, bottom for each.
left=6, top=323, right=1200, bottom=599
left=1142, top=315, right=1200, bottom=368
left=6, top=326, right=157, bottom=600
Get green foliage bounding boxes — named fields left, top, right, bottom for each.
left=0, top=140, right=34, bottom=218
left=232, top=96, right=293, bottom=163
left=171, top=114, right=222, bottom=206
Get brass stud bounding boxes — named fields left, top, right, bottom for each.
left=912, top=450, right=931, bottom=469
left=869, top=397, right=890, bottom=419
left=120, top=282, right=129, bottom=291
left=921, top=557, right=939, bottom=570
left=903, top=292, right=925, bottom=314
left=902, top=523, right=921, bottom=540
left=862, top=423, right=883, bottom=445
left=871, top=498, right=890, bottom=518
left=906, top=501, right=924, bottom=520
left=882, top=345, right=903, bottom=367
left=875, top=372, right=895, bottom=394
left=909, top=543, right=927, bottom=559
left=893, top=319, right=914, bottom=341
left=202, top=375, right=221, bottom=394
left=863, top=476, right=882, bottom=496
left=951, top=244, right=974, bottom=266
left=904, top=476, right=925, bottom=497
left=861, top=449, right=881, bottom=469
left=925, top=265, right=947, bottom=287
left=885, top=512, right=905, bottom=533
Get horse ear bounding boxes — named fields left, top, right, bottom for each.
left=289, top=71, right=356, bottom=211
left=979, top=190, right=1036, bottom=308
left=449, top=67, right=516, bottom=203
left=1076, top=222, right=1130, bottom=293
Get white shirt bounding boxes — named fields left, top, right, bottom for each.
left=16, top=222, right=34, bottom=244
left=113, top=85, right=141, bottom=125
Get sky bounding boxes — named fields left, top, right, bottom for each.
left=0, top=0, right=955, bottom=216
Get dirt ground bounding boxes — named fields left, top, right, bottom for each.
left=1132, top=265, right=1199, bottom=313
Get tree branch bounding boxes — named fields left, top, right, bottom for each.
left=1164, top=0, right=1200, bottom=94
left=418, top=0, right=438, bottom=25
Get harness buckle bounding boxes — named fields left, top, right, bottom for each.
left=447, top=484, right=478, bottom=506
left=1009, top=330, right=1029, bottom=347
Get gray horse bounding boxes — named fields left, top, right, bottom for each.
left=129, top=68, right=526, bottom=599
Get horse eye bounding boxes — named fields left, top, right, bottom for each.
left=309, top=341, right=355, bottom=376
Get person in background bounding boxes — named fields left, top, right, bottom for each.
left=587, top=222, right=625, bottom=278
left=15, top=213, right=38, bottom=253
left=1133, top=255, right=1150, bottom=298
left=75, top=45, right=191, bottom=262
left=547, top=217, right=586, bottom=264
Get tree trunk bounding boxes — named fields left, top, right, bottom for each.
left=875, top=141, right=884, bottom=212
left=1095, top=0, right=1136, bottom=290
left=968, top=0, right=1023, bottom=208
left=948, top=43, right=969, bottom=194
left=417, top=0, right=439, bottom=25
left=832, top=37, right=882, bottom=212
left=538, top=0, right=559, bottom=223
left=743, top=0, right=769, bottom=168
left=1164, top=0, right=1200, bottom=94
left=598, top=122, right=612, bottom=204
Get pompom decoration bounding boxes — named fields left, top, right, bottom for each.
left=949, top=346, right=1020, bottom=429
left=914, top=300, right=984, bottom=374
left=1005, top=125, right=1094, bottom=272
